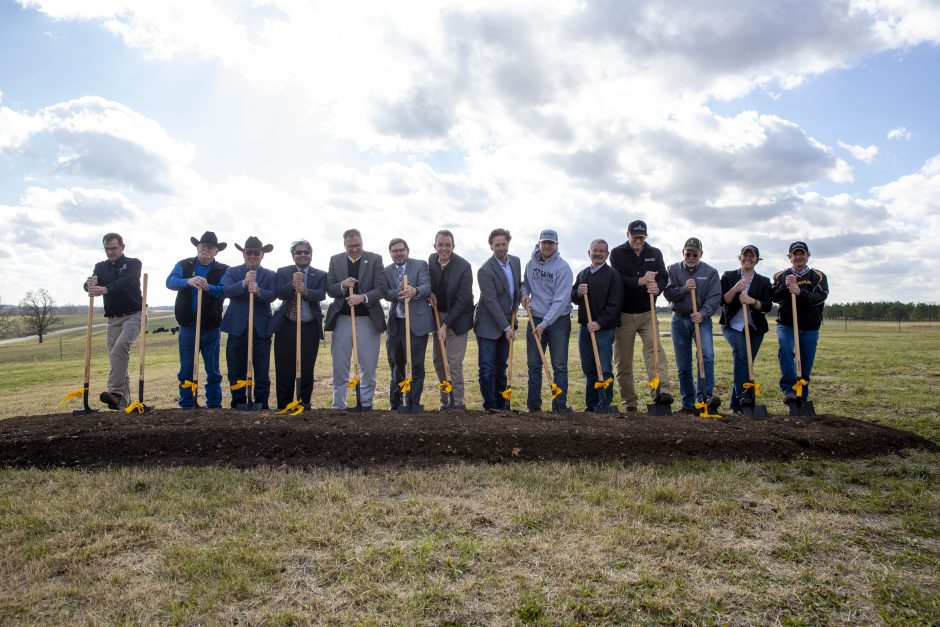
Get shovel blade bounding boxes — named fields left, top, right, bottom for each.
left=399, top=404, right=425, bottom=414
left=741, top=404, right=769, bottom=419
left=788, top=399, right=816, bottom=417
left=646, top=402, right=673, bottom=416
left=71, top=408, right=99, bottom=416
left=234, top=403, right=263, bottom=412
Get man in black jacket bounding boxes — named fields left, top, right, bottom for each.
left=609, top=220, right=673, bottom=411
left=166, top=231, right=229, bottom=408
left=85, top=233, right=142, bottom=410
left=428, top=230, right=474, bottom=410
left=572, top=239, right=622, bottom=411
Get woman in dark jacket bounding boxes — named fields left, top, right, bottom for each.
left=719, top=245, right=774, bottom=413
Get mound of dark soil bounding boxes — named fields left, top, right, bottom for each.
left=0, top=407, right=933, bottom=469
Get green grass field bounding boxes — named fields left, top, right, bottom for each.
left=1, top=317, right=938, bottom=624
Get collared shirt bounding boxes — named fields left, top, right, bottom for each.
left=496, top=256, right=514, bottom=300
left=729, top=271, right=755, bottom=332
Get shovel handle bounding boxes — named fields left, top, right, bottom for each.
left=431, top=300, right=452, bottom=380
left=137, top=273, right=148, bottom=397
left=648, top=291, right=660, bottom=373
left=348, top=286, right=360, bottom=379
left=791, top=291, right=802, bottom=378
left=295, top=285, right=302, bottom=376
left=582, top=293, right=605, bottom=380
left=524, top=301, right=554, bottom=384
left=741, top=294, right=755, bottom=380
left=192, top=287, right=203, bottom=404
left=691, top=287, right=705, bottom=382
left=402, top=275, right=412, bottom=380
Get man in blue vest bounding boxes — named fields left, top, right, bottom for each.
left=166, top=231, right=229, bottom=408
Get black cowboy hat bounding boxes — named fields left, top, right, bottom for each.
left=190, top=231, right=227, bottom=251
left=234, top=235, right=274, bottom=253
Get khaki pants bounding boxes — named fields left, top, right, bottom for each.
left=106, top=313, right=141, bottom=409
left=431, top=328, right=468, bottom=407
left=613, top=312, right=671, bottom=408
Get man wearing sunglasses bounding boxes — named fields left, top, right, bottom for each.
left=271, top=240, right=327, bottom=410
left=222, top=236, right=277, bottom=409
left=664, top=237, right=722, bottom=414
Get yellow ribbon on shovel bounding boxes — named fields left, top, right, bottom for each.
left=438, top=380, right=453, bottom=393
left=551, top=383, right=562, bottom=400
left=792, top=378, right=807, bottom=398
left=594, top=377, right=613, bottom=390
left=648, top=376, right=660, bottom=391
left=347, top=376, right=360, bottom=389
left=743, top=382, right=761, bottom=396
left=124, top=401, right=146, bottom=414
left=278, top=400, right=305, bottom=416
left=181, top=380, right=198, bottom=392
left=61, top=387, right=86, bottom=404
left=230, top=379, right=254, bottom=391
left=695, top=400, right=722, bottom=420
left=398, top=378, right=412, bottom=393
left=500, top=386, right=512, bottom=400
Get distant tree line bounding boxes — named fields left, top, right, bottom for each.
left=824, top=302, right=939, bottom=321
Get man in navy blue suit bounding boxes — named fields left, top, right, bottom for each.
left=271, top=239, right=327, bottom=410
left=222, top=236, right=277, bottom=409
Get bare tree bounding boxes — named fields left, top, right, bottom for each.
left=0, top=293, right=15, bottom=339
left=20, top=289, right=60, bottom=343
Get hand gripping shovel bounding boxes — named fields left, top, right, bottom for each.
left=787, top=291, right=816, bottom=417
left=181, top=287, right=203, bottom=409
left=523, top=301, right=563, bottom=411
left=232, top=291, right=262, bottom=411
left=279, top=288, right=306, bottom=415
left=499, top=308, right=517, bottom=410
left=398, top=276, right=423, bottom=413
left=431, top=300, right=456, bottom=410
left=739, top=299, right=768, bottom=418
left=125, top=272, right=153, bottom=414
left=691, top=287, right=722, bottom=419
left=646, top=292, right=672, bottom=416
left=346, top=285, right=366, bottom=413
left=62, top=291, right=99, bottom=415
left=582, top=293, right=617, bottom=413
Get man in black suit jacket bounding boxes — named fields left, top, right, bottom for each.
left=324, top=229, right=386, bottom=410
left=473, top=228, right=521, bottom=411
left=428, top=230, right=474, bottom=410
left=272, top=239, right=327, bottom=410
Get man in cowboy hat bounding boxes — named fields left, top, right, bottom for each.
left=222, top=236, right=277, bottom=408
left=166, top=231, right=229, bottom=408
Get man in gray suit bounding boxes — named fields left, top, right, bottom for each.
left=324, top=229, right=386, bottom=411
left=384, top=238, right=433, bottom=409
left=473, top=228, right=521, bottom=412
left=428, top=229, right=474, bottom=410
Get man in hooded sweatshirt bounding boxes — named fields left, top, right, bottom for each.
left=520, top=229, right=574, bottom=412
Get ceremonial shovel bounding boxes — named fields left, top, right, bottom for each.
left=739, top=299, right=768, bottom=418
left=125, top=272, right=152, bottom=414
left=62, top=289, right=99, bottom=415
left=232, top=290, right=262, bottom=411
left=279, top=284, right=306, bottom=415
left=181, top=287, right=203, bottom=409
left=499, top=308, right=517, bottom=410
left=398, top=276, right=423, bottom=413
left=523, top=301, right=563, bottom=410
left=691, top=287, right=721, bottom=419
left=346, top=285, right=365, bottom=413
left=582, top=293, right=617, bottom=413
left=431, top=300, right=456, bottom=410
left=787, top=291, right=816, bottom=417
left=646, top=292, right=672, bottom=416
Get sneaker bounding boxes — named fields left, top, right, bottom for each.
left=99, top=391, right=121, bottom=410
left=783, top=392, right=798, bottom=405
left=625, top=406, right=638, bottom=412
left=552, top=405, right=573, bottom=414
left=707, top=396, right=721, bottom=412
left=740, top=395, right=754, bottom=407
left=679, top=407, right=697, bottom=415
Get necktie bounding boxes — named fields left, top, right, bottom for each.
left=396, top=265, right=406, bottom=317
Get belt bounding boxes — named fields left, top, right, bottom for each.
left=106, top=312, right=136, bottom=318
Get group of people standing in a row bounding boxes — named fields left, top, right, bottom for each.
left=84, top=220, right=828, bottom=414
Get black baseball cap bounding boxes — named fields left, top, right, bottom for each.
left=628, top=220, right=648, bottom=236
left=788, top=241, right=810, bottom=254
left=740, top=244, right=761, bottom=259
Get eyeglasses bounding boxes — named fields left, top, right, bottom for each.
left=244, top=250, right=262, bottom=257
left=684, top=251, right=700, bottom=258
left=293, top=250, right=311, bottom=256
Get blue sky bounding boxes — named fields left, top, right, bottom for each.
left=2, top=0, right=939, bottom=306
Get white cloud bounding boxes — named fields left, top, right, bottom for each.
left=837, top=140, right=878, bottom=163
left=22, top=186, right=141, bottom=223
left=887, top=126, right=912, bottom=140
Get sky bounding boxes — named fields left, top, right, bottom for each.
left=1, top=0, right=939, bottom=307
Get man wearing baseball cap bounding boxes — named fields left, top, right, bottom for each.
left=772, top=241, right=829, bottom=405
left=520, top=228, right=574, bottom=412
left=664, top=237, right=722, bottom=414
left=609, top=220, right=673, bottom=411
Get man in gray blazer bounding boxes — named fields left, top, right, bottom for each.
left=384, top=238, right=433, bottom=409
left=428, top=229, right=474, bottom=410
left=473, top=228, right=521, bottom=411
left=324, top=229, right=386, bottom=411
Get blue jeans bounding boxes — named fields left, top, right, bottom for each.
left=776, top=324, right=818, bottom=399
left=721, top=326, right=764, bottom=411
left=526, top=315, right=570, bottom=411
left=177, top=325, right=223, bottom=408
left=671, top=315, right=715, bottom=409
left=578, top=325, right=614, bottom=410
left=477, top=334, right=510, bottom=410
left=226, top=331, right=272, bottom=408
